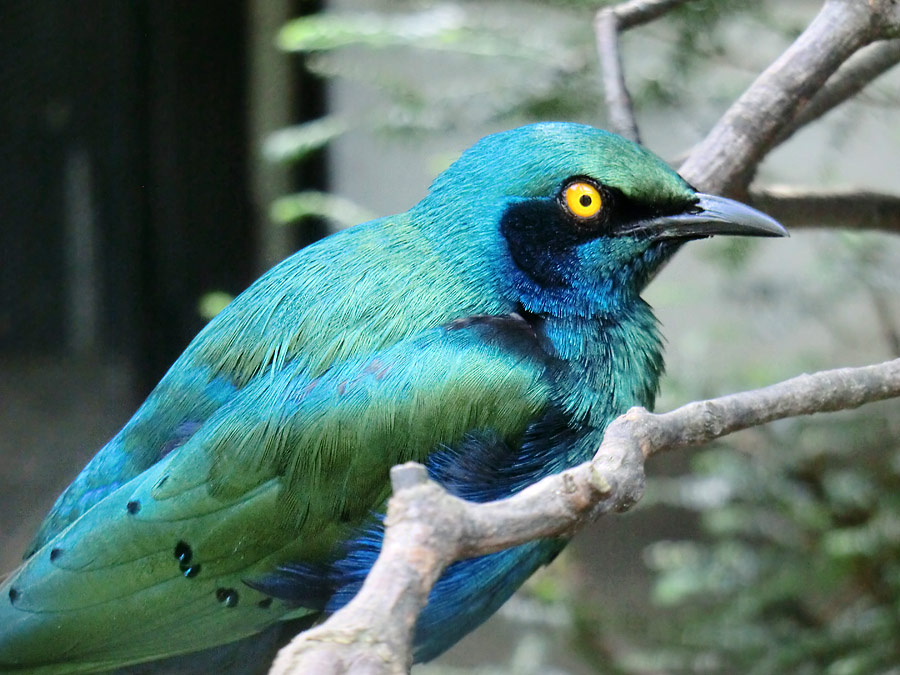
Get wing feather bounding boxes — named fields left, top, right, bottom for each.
left=0, top=317, right=550, bottom=673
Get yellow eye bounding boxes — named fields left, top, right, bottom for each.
left=564, top=181, right=603, bottom=219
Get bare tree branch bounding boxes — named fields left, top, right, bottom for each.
left=609, top=0, right=691, bottom=29
left=749, top=186, right=900, bottom=234
left=679, top=0, right=900, bottom=195
left=595, top=13, right=640, bottom=143
left=270, top=359, right=900, bottom=674
left=594, top=0, right=689, bottom=143
left=775, top=39, right=900, bottom=146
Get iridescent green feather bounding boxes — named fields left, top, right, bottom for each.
left=0, top=320, right=549, bottom=672
left=26, top=213, right=510, bottom=555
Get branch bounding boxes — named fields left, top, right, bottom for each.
left=775, top=39, right=900, bottom=146
left=679, top=0, right=900, bottom=195
left=269, top=359, right=900, bottom=675
left=749, top=186, right=900, bottom=234
left=594, top=0, right=689, bottom=143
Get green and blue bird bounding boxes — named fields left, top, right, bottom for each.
left=0, top=123, right=785, bottom=673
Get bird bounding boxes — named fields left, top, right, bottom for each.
left=0, top=122, right=786, bottom=673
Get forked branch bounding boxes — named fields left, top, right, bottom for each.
left=679, top=0, right=900, bottom=194
left=594, top=0, right=689, bottom=142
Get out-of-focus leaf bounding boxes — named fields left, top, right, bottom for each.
left=279, top=6, right=466, bottom=52
left=270, top=191, right=375, bottom=229
left=278, top=5, right=543, bottom=59
left=263, top=116, right=348, bottom=164
left=197, top=291, right=234, bottom=321
left=824, top=514, right=900, bottom=558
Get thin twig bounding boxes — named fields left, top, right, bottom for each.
left=613, top=0, right=691, bottom=29
left=641, top=360, right=900, bottom=453
left=595, top=11, right=641, bottom=143
left=270, top=360, right=900, bottom=674
left=749, top=186, right=900, bottom=234
left=594, top=0, right=689, bottom=143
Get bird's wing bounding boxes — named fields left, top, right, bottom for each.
left=24, top=361, right=240, bottom=557
left=0, top=316, right=551, bottom=674
left=27, top=216, right=491, bottom=556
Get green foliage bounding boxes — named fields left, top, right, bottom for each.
left=629, top=0, right=765, bottom=108
left=263, top=116, right=348, bottom=164
left=197, top=291, right=234, bottom=321
left=277, top=2, right=600, bottom=137
left=634, top=409, right=900, bottom=674
left=270, top=190, right=375, bottom=229
left=272, top=0, right=772, bottom=148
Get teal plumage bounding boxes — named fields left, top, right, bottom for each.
left=0, top=123, right=785, bottom=673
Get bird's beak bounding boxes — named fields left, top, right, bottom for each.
left=619, top=193, right=788, bottom=241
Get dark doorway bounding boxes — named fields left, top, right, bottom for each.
left=0, top=0, right=325, bottom=572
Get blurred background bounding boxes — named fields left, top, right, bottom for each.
left=2, top=1, right=899, bottom=672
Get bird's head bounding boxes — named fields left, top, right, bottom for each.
left=416, top=122, right=786, bottom=317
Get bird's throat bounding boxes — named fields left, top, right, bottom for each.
left=521, top=302, right=664, bottom=429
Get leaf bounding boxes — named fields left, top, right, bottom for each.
left=269, top=191, right=375, bottom=229
left=278, top=5, right=554, bottom=60
left=278, top=6, right=467, bottom=53
left=263, top=116, right=348, bottom=164
left=197, top=291, right=234, bottom=321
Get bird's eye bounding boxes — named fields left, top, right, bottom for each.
left=563, top=181, right=603, bottom=219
